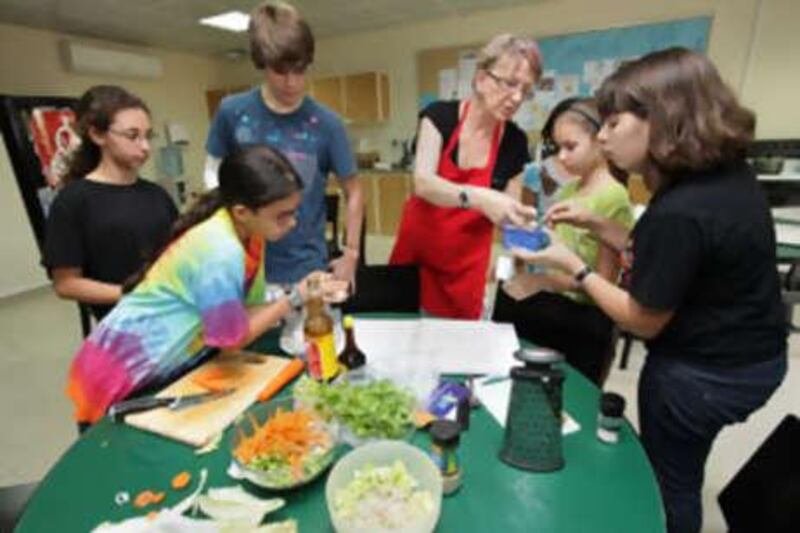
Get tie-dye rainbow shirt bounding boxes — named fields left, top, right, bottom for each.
left=67, top=208, right=265, bottom=423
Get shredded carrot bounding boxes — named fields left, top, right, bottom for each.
left=146, top=511, right=159, bottom=520
left=233, top=407, right=330, bottom=480
left=257, top=358, right=305, bottom=402
left=151, top=491, right=165, bottom=504
left=171, top=471, right=191, bottom=490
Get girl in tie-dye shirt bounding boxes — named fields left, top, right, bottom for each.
left=67, top=145, right=348, bottom=425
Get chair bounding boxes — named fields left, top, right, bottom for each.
left=0, top=481, right=38, bottom=531
left=343, top=265, right=420, bottom=314
left=617, top=330, right=639, bottom=370
left=718, top=415, right=800, bottom=532
left=78, top=302, right=93, bottom=338
left=780, top=262, right=800, bottom=331
left=325, top=193, right=343, bottom=260
left=325, top=192, right=366, bottom=266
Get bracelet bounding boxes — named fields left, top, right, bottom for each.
left=573, top=265, right=593, bottom=285
left=283, top=284, right=304, bottom=311
left=458, top=189, right=470, bottom=209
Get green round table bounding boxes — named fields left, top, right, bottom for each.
left=17, top=316, right=665, bottom=532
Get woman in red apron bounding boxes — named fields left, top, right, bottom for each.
left=390, top=34, right=542, bottom=318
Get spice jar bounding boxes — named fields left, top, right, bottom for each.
left=429, top=419, right=462, bottom=496
left=597, top=392, right=626, bottom=444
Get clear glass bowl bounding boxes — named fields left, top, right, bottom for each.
left=325, top=441, right=442, bottom=533
left=230, top=397, right=339, bottom=490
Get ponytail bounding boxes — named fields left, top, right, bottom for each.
left=122, top=190, right=223, bottom=293
left=124, top=145, right=303, bottom=294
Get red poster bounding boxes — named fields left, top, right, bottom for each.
left=27, top=107, right=79, bottom=188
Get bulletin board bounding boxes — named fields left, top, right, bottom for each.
left=417, top=16, right=712, bottom=135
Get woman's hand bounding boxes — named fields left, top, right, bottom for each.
left=475, top=188, right=537, bottom=226
left=511, top=232, right=585, bottom=274
left=502, top=272, right=552, bottom=301
left=545, top=200, right=597, bottom=229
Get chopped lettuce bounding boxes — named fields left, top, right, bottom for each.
left=333, top=461, right=434, bottom=530
left=294, top=376, right=414, bottom=440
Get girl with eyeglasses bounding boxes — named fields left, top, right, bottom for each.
left=43, top=85, right=177, bottom=321
left=390, top=34, right=540, bottom=319
left=493, top=98, right=633, bottom=385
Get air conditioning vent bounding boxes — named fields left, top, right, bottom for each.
left=62, top=41, right=163, bottom=79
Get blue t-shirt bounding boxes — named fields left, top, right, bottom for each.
left=206, top=88, right=357, bottom=283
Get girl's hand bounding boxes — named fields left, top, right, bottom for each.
left=545, top=200, right=596, bottom=229
left=475, top=188, right=537, bottom=226
left=502, top=272, right=552, bottom=301
left=511, top=232, right=585, bottom=274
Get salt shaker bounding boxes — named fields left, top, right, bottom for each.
left=597, top=392, right=626, bottom=444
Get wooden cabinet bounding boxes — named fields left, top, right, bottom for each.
left=309, top=71, right=390, bottom=125
left=326, top=172, right=412, bottom=238
left=310, top=76, right=345, bottom=116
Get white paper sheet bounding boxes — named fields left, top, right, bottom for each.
left=352, top=318, right=520, bottom=376
left=438, top=68, right=458, bottom=99
left=457, top=52, right=478, bottom=99
left=473, top=375, right=580, bottom=435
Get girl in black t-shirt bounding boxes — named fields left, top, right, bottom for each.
left=513, top=49, right=787, bottom=533
left=43, top=86, right=177, bottom=321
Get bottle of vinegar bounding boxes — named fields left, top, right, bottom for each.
left=304, top=277, right=338, bottom=381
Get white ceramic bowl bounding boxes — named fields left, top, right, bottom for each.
left=325, top=441, right=442, bottom=533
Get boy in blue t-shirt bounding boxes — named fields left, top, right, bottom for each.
left=205, top=1, right=363, bottom=286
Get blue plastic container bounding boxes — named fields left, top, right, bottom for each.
left=502, top=225, right=551, bottom=251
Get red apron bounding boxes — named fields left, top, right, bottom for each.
left=390, top=101, right=502, bottom=319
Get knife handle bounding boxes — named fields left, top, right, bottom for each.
left=108, top=396, right=173, bottom=422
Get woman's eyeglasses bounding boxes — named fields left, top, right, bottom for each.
left=108, top=129, right=157, bottom=143
left=485, top=70, right=535, bottom=101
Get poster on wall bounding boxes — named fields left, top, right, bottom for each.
left=421, top=16, right=712, bottom=136
left=0, top=95, right=79, bottom=251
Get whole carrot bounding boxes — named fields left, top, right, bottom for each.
left=257, top=358, right=305, bottom=402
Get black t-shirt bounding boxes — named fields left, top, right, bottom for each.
left=419, top=100, right=530, bottom=190
left=43, top=178, right=178, bottom=320
left=630, top=160, right=786, bottom=365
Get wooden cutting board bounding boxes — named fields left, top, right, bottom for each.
left=125, top=352, right=291, bottom=447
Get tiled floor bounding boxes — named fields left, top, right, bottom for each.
left=1, top=234, right=797, bottom=532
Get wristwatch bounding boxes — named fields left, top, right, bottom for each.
left=574, top=265, right=594, bottom=285
left=283, top=284, right=304, bottom=311
left=458, top=189, right=470, bottom=209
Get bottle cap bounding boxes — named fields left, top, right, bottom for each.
left=343, top=315, right=354, bottom=329
left=600, top=392, right=626, bottom=417
left=430, top=419, right=461, bottom=447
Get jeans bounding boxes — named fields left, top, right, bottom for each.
left=639, top=353, right=787, bottom=533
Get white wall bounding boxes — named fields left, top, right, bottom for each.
left=0, top=23, right=229, bottom=296
left=299, top=0, right=761, bottom=163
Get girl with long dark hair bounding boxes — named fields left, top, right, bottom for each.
left=517, top=49, right=787, bottom=533
left=43, top=85, right=177, bottom=320
left=67, top=144, right=348, bottom=426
